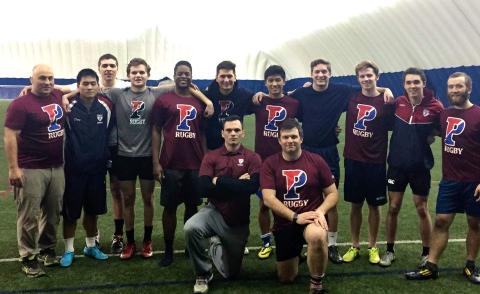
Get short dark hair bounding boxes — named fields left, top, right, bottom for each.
left=310, top=58, right=331, bottom=73
left=279, top=118, right=303, bottom=138
left=448, top=72, right=472, bottom=92
left=216, top=61, right=236, bottom=76
left=403, top=67, right=426, bottom=84
left=264, top=65, right=286, bottom=81
left=222, top=115, right=243, bottom=129
left=355, top=60, right=379, bottom=76
left=76, top=68, right=99, bottom=84
left=174, top=60, right=192, bottom=75
left=127, top=58, right=151, bottom=75
left=98, top=53, right=118, bottom=67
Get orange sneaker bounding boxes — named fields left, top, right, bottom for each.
left=120, top=242, right=136, bottom=260
left=142, top=240, right=153, bottom=258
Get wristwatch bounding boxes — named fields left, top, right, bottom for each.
left=292, top=212, right=298, bottom=224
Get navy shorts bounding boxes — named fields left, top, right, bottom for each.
left=436, top=180, right=480, bottom=217
left=273, top=224, right=306, bottom=262
left=303, top=144, right=340, bottom=187
left=160, top=169, right=202, bottom=209
left=63, top=172, right=107, bottom=222
left=114, top=156, right=154, bottom=181
left=387, top=166, right=431, bottom=197
left=344, top=159, right=387, bottom=206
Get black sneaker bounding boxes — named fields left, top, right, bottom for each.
left=21, top=255, right=45, bottom=278
left=111, top=234, right=124, bottom=254
left=159, top=250, right=173, bottom=267
left=463, top=266, right=480, bottom=284
left=38, top=248, right=59, bottom=267
left=328, top=245, right=343, bottom=264
left=405, top=265, right=438, bottom=280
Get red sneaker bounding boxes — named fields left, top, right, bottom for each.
left=120, top=242, right=136, bottom=260
left=142, top=240, right=153, bottom=258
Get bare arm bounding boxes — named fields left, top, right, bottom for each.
left=263, top=188, right=319, bottom=225
left=189, top=87, right=214, bottom=117
left=4, top=127, right=23, bottom=187
left=151, top=125, right=164, bottom=182
left=377, top=87, right=394, bottom=102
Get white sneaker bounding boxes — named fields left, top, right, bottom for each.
left=193, top=272, right=213, bottom=293
left=244, top=247, right=249, bottom=255
left=379, top=251, right=396, bottom=267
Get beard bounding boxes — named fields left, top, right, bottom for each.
left=448, top=91, right=469, bottom=107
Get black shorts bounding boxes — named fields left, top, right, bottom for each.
left=303, top=145, right=340, bottom=187
left=387, top=166, right=431, bottom=197
left=63, top=172, right=107, bottom=222
left=160, top=169, right=202, bottom=209
left=273, top=224, right=306, bottom=262
left=344, top=159, right=387, bottom=206
left=114, top=156, right=154, bottom=181
left=107, top=145, right=118, bottom=178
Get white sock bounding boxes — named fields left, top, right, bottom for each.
left=328, top=231, right=337, bottom=247
left=64, top=238, right=74, bottom=253
left=86, top=237, right=96, bottom=248
left=95, top=230, right=100, bottom=242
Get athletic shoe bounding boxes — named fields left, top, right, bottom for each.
left=328, top=245, right=343, bottom=264
left=463, top=266, right=480, bottom=284
left=120, top=242, right=136, bottom=260
left=38, top=248, right=59, bottom=267
left=309, top=279, right=326, bottom=294
left=142, top=240, right=153, bottom=258
left=379, top=251, right=395, bottom=267
left=84, top=246, right=108, bottom=260
left=60, top=251, right=75, bottom=267
left=257, top=244, right=273, bottom=259
left=342, top=247, right=359, bottom=263
left=418, top=255, right=428, bottom=268
left=244, top=247, right=250, bottom=255
left=159, top=251, right=173, bottom=267
left=405, top=265, right=438, bottom=280
left=21, top=255, right=45, bottom=278
left=111, top=235, right=124, bottom=254
left=368, top=247, right=380, bottom=264
left=193, top=272, right=213, bottom=294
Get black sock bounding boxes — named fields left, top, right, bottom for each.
left=126, top=229, right=135, bottom=244
left=422, top=246, right=429, bottom=256
left=114, top=219, right=124, bottom=236
left=144, top=226, right=153, bottom=242
left=466, top=260, right=476, bottom=270
left=387, top=243, right=395, bottom=253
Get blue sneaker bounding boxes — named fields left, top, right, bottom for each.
left=60, top=251, right=75, bottom=268
left=83, top=246, right=108, bottom=260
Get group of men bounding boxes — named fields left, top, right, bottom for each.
left=4, top=53, right=480, bottom=293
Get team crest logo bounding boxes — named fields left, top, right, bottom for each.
left=97, top=114, right=103, bottom=122
left=130, top=101, right=145, bottom=119
left=41, top=104, right=63, bottom=132
left=237, top=158, right=244, bottom=166
left=177, top=104, right=197, bottom=131
left=282, top=169, right=307, bottom=200
left=423, top=109, right=430, bottom=117
left=219, top=100, right=234, bottom=116
left=444, top=117, right=465, bottom=146
left=264, top=105, right=287, bottom=131
left=354, top=104, right=377, bottom=130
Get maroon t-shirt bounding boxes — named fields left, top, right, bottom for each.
left=261, top=150, right=335, bottom=231
left=152, top=92, right=205, bottom=170
left=5, top=90, right=65, bottom=168
left=441, top=105, right=480, bottom=182
left=250, top=96, right=299, bottom=160
left=200, top=145, right=262, bottom=226
left=344, top=93, right=393, bottom=163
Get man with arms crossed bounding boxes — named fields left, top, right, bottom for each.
left=59, top=69, right=112, bottom=267
left=152, top=61, right=205, bottom=267
left=5, top=64, right=65, bottom=277
left=380, top=68, right=443, bottom=267
left=341, top=61, right=392, bottom=264
left=262, top=118, right=338, bottom=293
left=406, top=72, right=480, bottom=284
left=184, top=115, right=261, bottom=293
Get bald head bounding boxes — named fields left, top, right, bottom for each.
left=30, top=64, right=54, bottom=97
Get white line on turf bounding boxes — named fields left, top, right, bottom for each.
left=0, top=238, right=466, bottom=263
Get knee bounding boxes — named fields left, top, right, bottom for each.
left=388, top=203, right=401, bottom=216
left=142, top=197, right=153, bottom=207
left=305, top=228, right=327, bottom=248
left=415, top=205, right=429, bottom=219
left=467, top=217, right=480, bottom=232
left=123, top=195, right=135, bottom=207
left=433, top=216, right=450, bottom=230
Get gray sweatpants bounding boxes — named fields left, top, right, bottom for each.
left=16, top=167, right=64, bottom=257
left=184, top=203, right=249, bottom=279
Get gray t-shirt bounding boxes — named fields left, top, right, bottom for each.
left=106, top=87, right=168, bottom=157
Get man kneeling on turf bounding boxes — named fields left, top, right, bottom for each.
left=261, top=118, right=338, bottom=294
left=60, top=69, right=112, bottom=267
left=184, top=115, right=261, bottom=293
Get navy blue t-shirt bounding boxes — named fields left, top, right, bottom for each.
left=291, top=84, right=358, bottom=148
